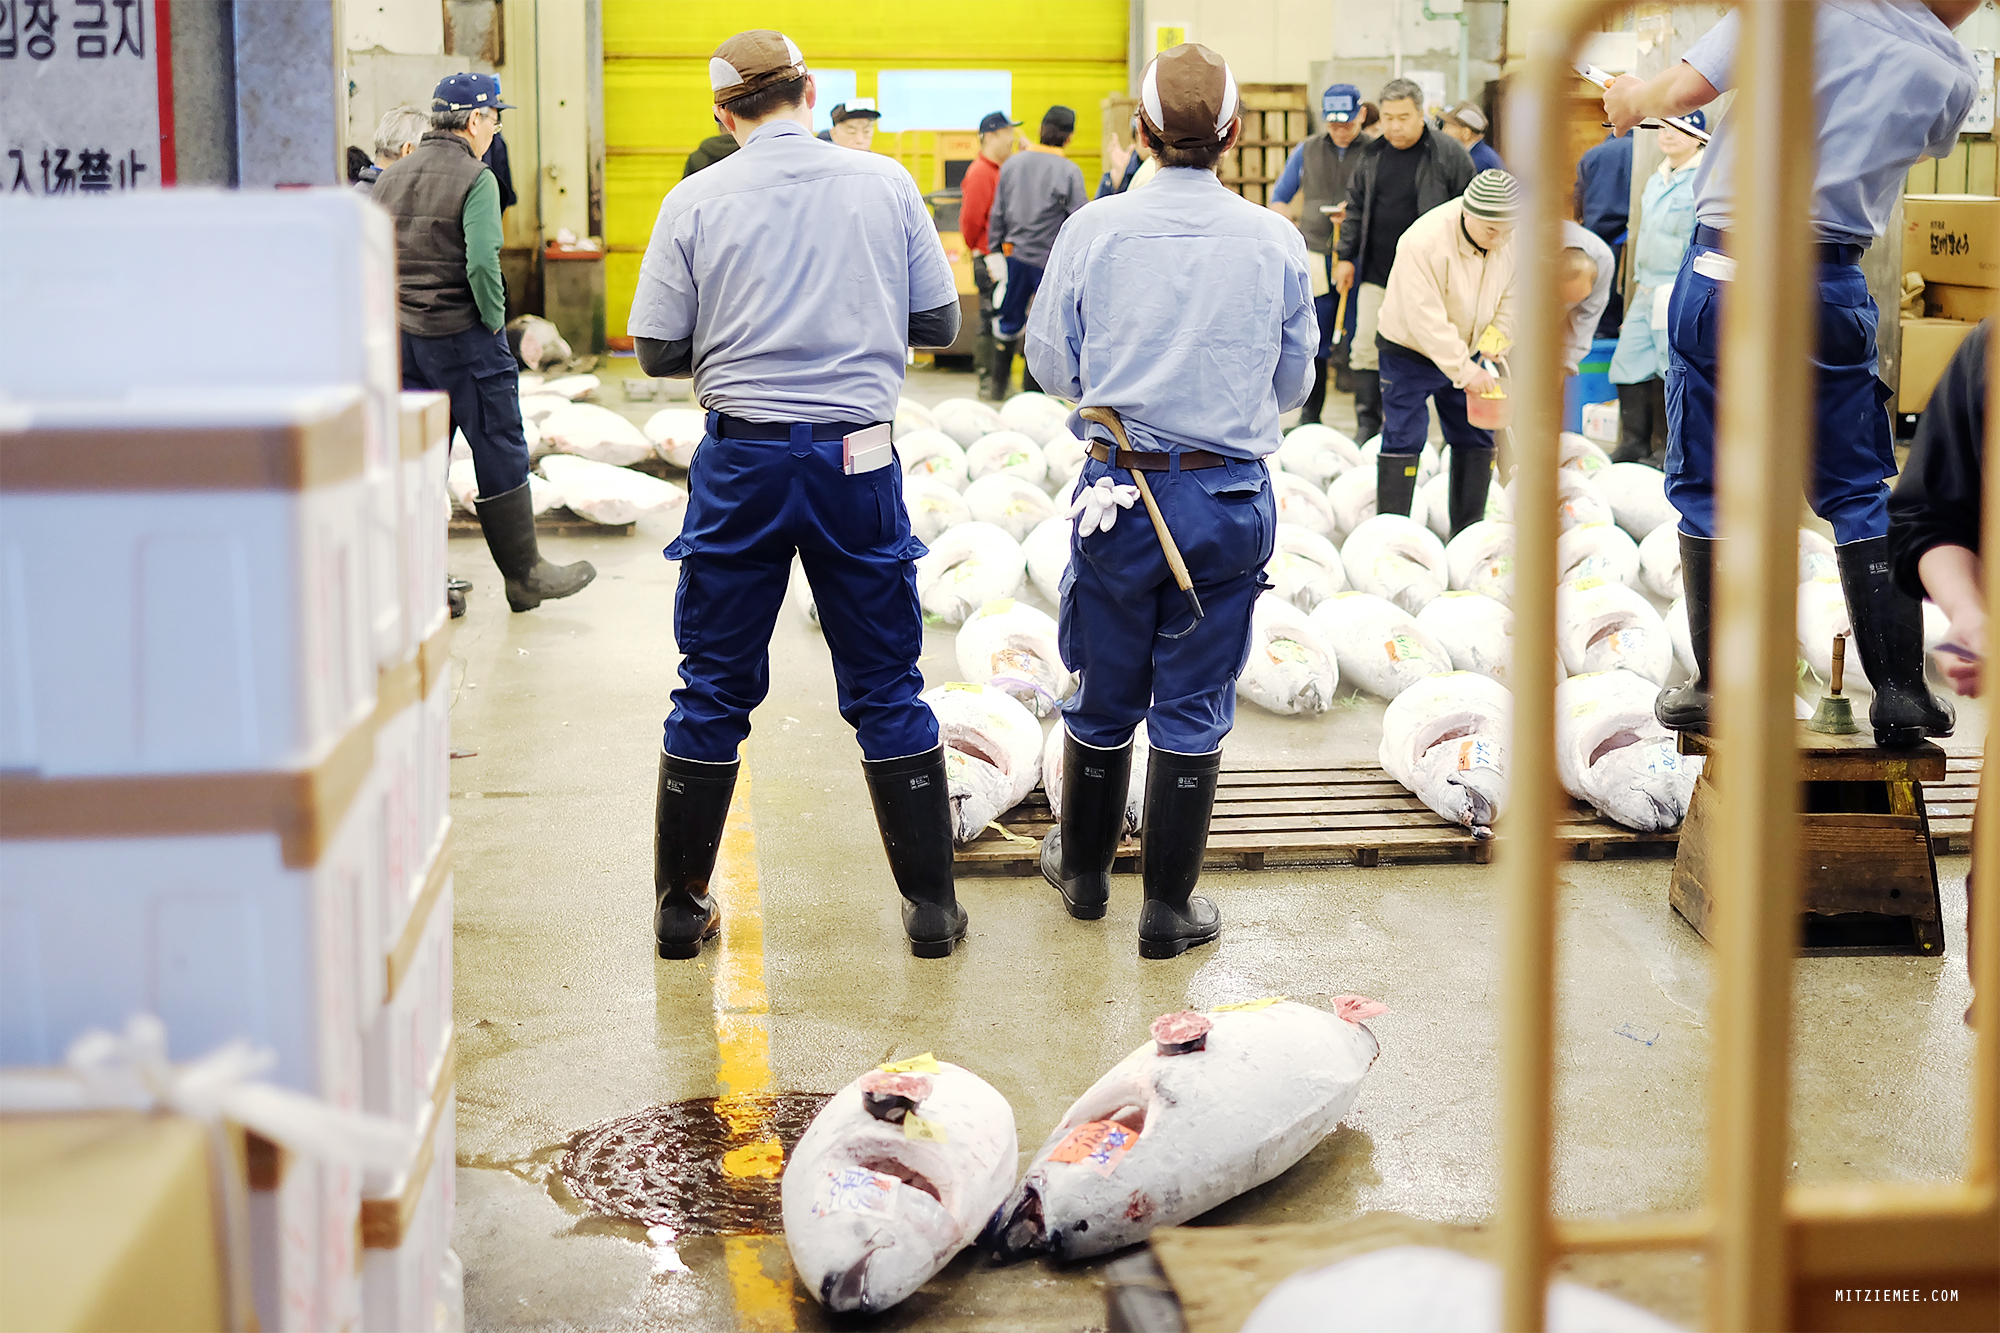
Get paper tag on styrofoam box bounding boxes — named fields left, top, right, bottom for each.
left=878, top=1053, right=942, bottom=1074
left=1048, top=1121, right=1136, bottom=1177
left=1457, top=739, right=1501, bottom=773
left=1212, top=996, right=1286, bottom=1012
left=903, top=1115, right=949, bottom=1144
left=812, top=1166, right=900, bottom=1218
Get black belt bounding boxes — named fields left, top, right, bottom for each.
left=1693, top=224, right=1862, bottom=268
left=709, top=411, right=879, bottom=441
left=1086, top=441, right=1229, bottom=471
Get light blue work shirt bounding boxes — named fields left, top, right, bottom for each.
left=1610, top=152, right=1702, bottom=384
left=1023, top=166, right=1318, bottom=460
left=1682, top=1, right=1976, bottom=245
left=627, top=119, right=957, bottom=424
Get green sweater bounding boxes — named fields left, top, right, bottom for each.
left=461, top=169, right=506, bottom=332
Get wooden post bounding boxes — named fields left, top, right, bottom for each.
left=1706, top=4, right=1818, bottom=1330
left=1972, top=246, right=2000, bottom=1191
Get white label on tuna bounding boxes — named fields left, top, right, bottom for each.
left=812, top=1166, right=902, bottom=1219
left=1457, top=739, right=1501, bottom=773
left=1642, top=745, right=1681, bottom=775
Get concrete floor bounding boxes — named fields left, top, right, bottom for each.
left=449, top=360, right=1982, bottom=1331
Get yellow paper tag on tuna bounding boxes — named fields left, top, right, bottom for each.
left=903, top=1115, right=949, bottom=1143
left=987, top=597, right=1016, bottom=615
left=879, top=1053, right=942, bottom=1074
left=1571, top=576, right=1604, bottom=591
left=1212, top=996, right=1286, bottom=1012
left=942, top=682, right=984, bottom=694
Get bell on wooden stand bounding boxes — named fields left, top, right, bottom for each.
left=1807, top=632, right=1860, bottom=735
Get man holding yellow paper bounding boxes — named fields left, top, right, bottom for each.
left=1373, top=169, right=1519, bottom=537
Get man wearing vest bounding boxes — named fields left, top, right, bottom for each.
left=1268, top=83, right=1367, bottom=419
left=375, top=73, right=596, bottom=614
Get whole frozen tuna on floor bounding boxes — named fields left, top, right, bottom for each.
left=1558, top=431, right=1611, bottom=477
left=1275, top=423, right=1362, bottom=488
left=1798, top=526, right=1837, bottom=581
left=1380, top=672, right=1512, bottom=837
left=1310, top=592, right=1453, bottom=700
left=1241, top=1246, right=1684, bottom=1333
left=1446, top=520, right=1516, bottom=604
left=966, top=431, right=1049, bottom=486
left=1342, top=514, right=1448, bottom=614
left=1418, top=472, right=1503, bottom=542
left=1557, top=578, right=1672, bottom=684
left=1415, top=591, right=1526, bottom=686
left=1666, top=597, right=1693, bottom=676
left=1637, top=522, right=1682, bottom=600
left=539, top=372, right=601, bottom=400
left=1275, top=471, right=1339, bottom=539
left=539, top=401, right=655, bottom=467
left=904, top=475, right=970, bottom=544
left=1555, top=669, right=1700, bottom=832
left=1043, top=720, right=1150, bottom=838
left=1264, top=524, right=1347, bottom=611
left=1327, top=464, right=1430, bottom=541
left=1595, top=461, right=1678, bottom=538
left=1503, top=471, right=1612, bottom=532
left=1361, top=437, right=1442, bottom=486
left=965, top=473, right=1058, bottom=543
left=1798, top=577, right=1868, bottom=691
left=643, top=407, right=705, bottom=469
left=921, top=683, right=1043, bottom=843
left=894, top=398, right=937, bottom=437
left=1239, top=593, right=1341, bottom=715
left=450, top=460, right=563, bottom=516
left=932, top=397, right=1006, bottom=448
left=537, top=455, right=686, bottom=525
left=915, top=522, right=1026, bottom=624
left=987, top=998, right=1383, bottom=1262
left=1556, top=522, right=1641, bottom=589
left=1043, top=432, right=1089, bottom=495
left=998, top=391, right=1073, bottom=443
left=898, top=429, right=970, bottom=491
left=1022, top=516, right=1072, bottom=605
left=782, top=1060, right=1017, bottom=1315
left=955, top=598, right=1072, bottom=717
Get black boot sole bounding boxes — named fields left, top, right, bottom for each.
left=1874, top=726, right=1923, bottom=749
left=1138, top=929, right=1220, bottom=960
left=908, top=933, right=963, bottom=959
left=657, top=916, right=721, bottom=960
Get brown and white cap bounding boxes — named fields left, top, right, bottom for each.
left=1139, top=43, right=1239, bottom=151
left=709, top=29, right=806, bottom=106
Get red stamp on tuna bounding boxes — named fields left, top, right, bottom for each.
left=1049, top=1120, right=1136, bottom=1176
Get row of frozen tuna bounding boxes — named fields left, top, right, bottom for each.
left=783, top=997, right=1385, bottom=1315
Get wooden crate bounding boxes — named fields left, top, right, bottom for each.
left=953, top=761, right=1679, bottom=875
left=1923, top=743, right=1979, bottom=855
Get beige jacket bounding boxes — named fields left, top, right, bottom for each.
left=1376, top=197, right=1516, bottom=389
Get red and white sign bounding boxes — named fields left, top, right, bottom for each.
left=0, top=0, right=174, bottom=192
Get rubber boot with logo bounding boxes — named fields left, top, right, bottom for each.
left=654, top=752, right=738, bottom=959
left=1137, top=747, right=1223, bottom=959
left=863, top=745, right=969, bottom=957
left=1040, top=730, right=1133, bottom=920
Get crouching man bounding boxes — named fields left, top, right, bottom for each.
left=1027, top=43, right=1317, bottom=958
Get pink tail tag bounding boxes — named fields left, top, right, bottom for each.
left=1332, top=995, right=1388, bottom=1023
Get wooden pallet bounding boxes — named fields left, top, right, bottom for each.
left=448, top=505, right=632, bottom=538
left=953, top=762, right=1680, bottom=875
left=1923, top=745, right=1980, bottom=855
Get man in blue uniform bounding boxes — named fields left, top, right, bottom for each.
left=1269, top=83, right=1368, bottom=416
left=1440, top=103, right=1504, bottom=174
left=1606, top=0, right=1979, bottom=748
left=628, top=30, right=966, bottom=959
left=1027, top=43, right=1317, bottom=959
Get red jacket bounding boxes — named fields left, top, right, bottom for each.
left=961, top=153, right=1000, bottom=254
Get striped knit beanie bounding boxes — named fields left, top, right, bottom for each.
left=1463, top=169, right=1521, bottom=221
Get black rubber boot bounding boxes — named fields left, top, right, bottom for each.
left=1138, top=747, right=1223, bottom=959
left=1039, top=731, right=1133, bottom=921
left=1375, top=451, right=1419, bottom=518
left=476, top=481, right=597, bottom=612
left=1837, top=536, right=1955, bottom=748
left=1447, top=444, right=1495, bottom=538
left=986, top=337, right=1015, bottom=403
left=447, top=577, right=469, bottom=619
left=1610, top=381, right=1654, bottom=464
left=1298, top=358, right=1328, bottom=425
left=1353, top=369, right=1383, bottom=444
left=863, top=745, right=969, bottom=957
left=974, top=331, right=996, bottom=399
left=1656, top=532, right=1715, bottom=733
left=655, top=753, right=737, bottom=960
left=1331, top=341, right=1354, bottom=395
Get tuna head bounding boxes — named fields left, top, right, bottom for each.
left=1413, top=739, right=1507, bottom=837
left=805, top=1175, right=962, bottom=1314
left=1586, top=736, right=1696, bottom=833
left=941, top=747, right=1012, bottom=844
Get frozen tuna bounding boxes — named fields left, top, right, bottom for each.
left=518, top=392, right=572, bottom=425
left=1666, top=597, right=1693, bottom=677
left=916, top=522, right=1026, bottom=624
left=1638, top=521, right=1682, bottom=600
left=1043, top=432, right=1089, bottom=494
left=904, top=476, right=971, bottom=544
left=921, top=683, right=1043, bottom=843
left=1416, top=591, right=1527, bottom=686
left=1310, top=592, right=1453, bottom=700
left=1797, top=577, right=1867, bottom=691
left=1555, top=669, right=1698, bottom=832
left=894, top=398, right=938, bottom=438
left=1798, top=527, right=1837, bottom=582
left=933, top=397, right=1007, bottom=448
left=643, top=406, right=705, bottom=469
left=537, top=455, right=687, bottom=525
left=539, top=372, right=601, bottom=400
left=955, top=598, right=1072, bottom=717
left=1043, top=721, right=1150, bottom=838
left=1380, top=672, right=1512, bottom=837
left=1361, top=437, right=1442, bottom=486
left=783, top=1059, right=1017, bottom=1315
left=449, top=459, right=561, bottom=515
left=1557, top=578, right=1672, bottom=684
left=999, top=391, right=1074, bottom=443
left=1265, top=524, right=1348, bottom=612
left=1023, top=516, right=1072, bottom=605
left=1418, top=472, right=1503, bottom=542
left=966, top=431, right=1049, bottom=487
left=988, top=998, right=1384, bottom=1263
left=1275, top=471, right=1338, bottom=539
left=539, top=401, right=655, bottom=467
left=1595, top=461, right=1678, bottom=538
left=1556, top=522, right=1641, bottom=589
left=899, top=429, right=971, bottom=491
left=1239, top=593, right=1342, bottom=716
left=1275, top=423, right=1363, bottom=488
left=1446, top=520, right=1516, bottom=604
left=1558, top=431, right=1611, bottom=477
left=1327, top=464, right=1431, bottom=541
left=1502, top=471, right=1613, bottom=532
left=965, top=474, right=1058, bottom=543
left=1342, top=514, right=1449, bottom=614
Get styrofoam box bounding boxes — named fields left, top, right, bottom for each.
left=0, top=751, right=382, bottom=1097
left=251, top=1150, right=364, bottom=1333
left=419, top=666, right=451, bottom=879
left=0, top=390, right=377, bottom=778
left=363, top=1091, right=457, bottom=1333
left=371, top=662, right=451, bottom=957
left=364, top=874, right=453, bottom=1130
left=400, top=394, right=451, bottom=648
left=0, top=190, right=407, bottom=668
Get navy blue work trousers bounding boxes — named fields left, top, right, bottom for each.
left=662, top=416, right=937, bottom=764
left=1377, top=339, right=1495, bottom=457
left=1664, top=245, right=1895, bottom=543
left=1056, top=452, right=1275, bottom=755
left=400, top=325, right=530, bottom=499
left=996, top=256, right=1045, bottom=338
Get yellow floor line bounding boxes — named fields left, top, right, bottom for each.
left=707, top=761, right=796, bottom=1330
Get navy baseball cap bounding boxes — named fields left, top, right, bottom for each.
left=432, top=72, right=514, bottom=112
left=978, top=110, right=1021, bottom=135
left=1322, top=83, right=1362, bottom=123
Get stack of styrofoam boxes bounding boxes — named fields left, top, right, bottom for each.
left=0, top=192, right=456, bottom=1333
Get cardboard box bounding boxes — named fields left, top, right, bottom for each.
left=1923, top=281, right=1999, bottom=323
left=1898, top=317, right=1980, bottom=413
left=1904, top=194, right=2000, bottom=289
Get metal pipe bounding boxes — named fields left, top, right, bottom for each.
left=1421, top=1, right=1473, bottom=105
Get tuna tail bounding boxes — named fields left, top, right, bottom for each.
left=983, top=1182, right=1047, bottom=1263
left=820, top=1241, right=887, bottom=1314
